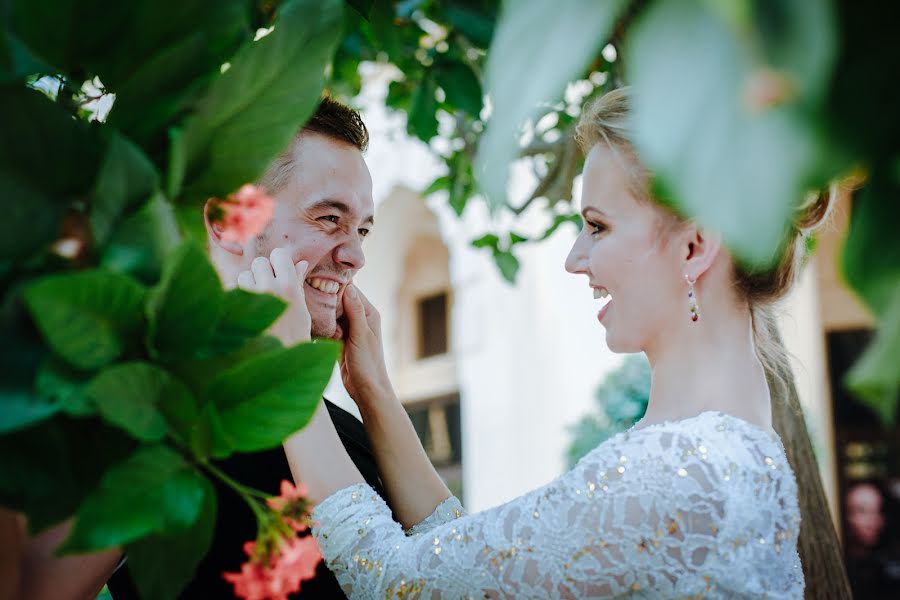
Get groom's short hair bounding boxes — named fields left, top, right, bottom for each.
left=259, top=96, right=369, bottom=193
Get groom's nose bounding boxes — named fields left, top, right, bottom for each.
left=335, top=238, right=365, bottom=271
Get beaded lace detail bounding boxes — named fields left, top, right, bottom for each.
left=312, top=411, right=804, bottom=599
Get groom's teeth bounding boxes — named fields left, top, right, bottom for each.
left=593, top=287, right=609, bottom=299
left=306, top=278, right=340, bottom=294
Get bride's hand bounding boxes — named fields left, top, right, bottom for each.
left=339, top=284, right=394, bottom=409
left=236, top=248, right=311, bottom=346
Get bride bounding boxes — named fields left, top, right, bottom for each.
left=270, top=88, right=833, bottom=598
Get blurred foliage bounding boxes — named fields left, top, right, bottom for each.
left=566, top=355, right=650, bottom=469
left=1, top=1, right=345, bottom=597
left=2, top=1, right=899, bottom=596
left=330, top=0, right=897, bottom=426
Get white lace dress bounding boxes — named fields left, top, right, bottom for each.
left=312, top=411, right=804, bottom=598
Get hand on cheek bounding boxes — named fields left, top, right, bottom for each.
left=236, top=247, right=312, bottom=345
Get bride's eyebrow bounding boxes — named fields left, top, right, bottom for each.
left=581, top=207, right=610, bottom=221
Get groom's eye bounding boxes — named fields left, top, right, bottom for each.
left=320, top=215, right=340, bottom=225
left=359, top=228, right=370, bottom=238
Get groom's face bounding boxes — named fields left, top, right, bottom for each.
left=253, top=133, right=374, bottom=338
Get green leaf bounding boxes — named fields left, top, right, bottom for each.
left=625, top=0, right=838, bottom=266
left=0, top=394, right=59, bottom=435
left=424, top=174, right=452, bottom=196
left=91, top=133, right=160, bottom=245
left=35, top=357, right=94, bottom=417
left=146, top=241, right=224, bottom=359
left=445, top=4, right=496, bottom=48
left=435, top=60, right=482, bottom=116
left=101, top=194, right=182, bottom=284
left=508, top=232, right=529, bottom=246
left=0, top=418, right=136, bottom=534
left=471, top=233, right=500, bottom=250
left=345, top=0, right=374, bottom=20
left=476, top=0, right=626, bottom=210
left=125, top=474, right=217, bottom=600
left=24, top=270, right=147, bottom=370
left=493, top=249, right=520, bottom=284
left=60, top=445, right=206, bottom=553
left=104, top=1, right=251, bottom=149
left=845, top=284, right=900, bottom=427
left=840, top=173, right=900, bottom=423
left=205, top=341, right=340, bottom=452
left=211, top=289, right=287, bottom=352
left=86, top=362, right=197, bottom=443
left=0, top=172, right=61, bottom=261
left=179, top=0, right=344, bottom=201
left=537, top=213, right=582, bottom=241
left=0, top=84, right=103, bottom=196
left=407, top=72, right=439, bottom=142
left=9, top=1, right=131, bottom=78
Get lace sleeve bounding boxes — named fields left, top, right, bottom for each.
left=312, top=428, right=741, bottom=598
left=404, top=495, right=467, bottom=537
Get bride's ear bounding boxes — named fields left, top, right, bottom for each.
left=681, top=221, right=721, bottom=282
left=204, top=199, right=244, bottom=256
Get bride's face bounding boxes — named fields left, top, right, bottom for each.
left=565, top=144, right=683, bottom=353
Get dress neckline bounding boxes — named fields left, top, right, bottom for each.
left=627, top=410, right=780, bottom=441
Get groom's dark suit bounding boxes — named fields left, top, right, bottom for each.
left=107, top=399, right=386, bottom=599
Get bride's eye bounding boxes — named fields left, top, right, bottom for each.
left=588, top=221, right=607, bottom=235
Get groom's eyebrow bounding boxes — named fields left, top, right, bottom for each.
left=309, top=199, right=375, bottom=226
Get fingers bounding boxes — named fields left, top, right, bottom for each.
left=353, top=286, right=382, bottom=338
left=269, top=247, right=296, bottom=284
left=236, top=270, right=255, bottom=291
left=251, top=256, right=275, bottom=289
left=341, top=284, right=368, bottom=339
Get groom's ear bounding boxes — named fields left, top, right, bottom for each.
left=204, top=198, right=244, bottom=256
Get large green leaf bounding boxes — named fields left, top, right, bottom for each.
left=476, top=0, right=626, bottom=210
left=0, top=84, right=103, bottom=196
left=60, top=444, right=206, bottom=553
left=86, top=362, right=197, bottom=443
left=35, top=357, right=94, bottom=417
left=9, top=0, right=131, bottom=78
left=178, top=0, right=344, bottom=202
left=407, top=71, right=439, bottom=142
left=210, top=289, right=287, bottom=352
left=0, top=170, right=61, bottom=260
left=90, top=133, right=160, bottom=245
left=625, top=0, right=838, bottom=266
left=101, top=194, right=182, bottom=284
left=145, top=241, right=224, bottom=359
left=840, top=173, right=900, bottom=423
left=24, top=270, right=147, bottom=370
left=104, top=1, right=251, bottom=151
left=125, top=474, right=217, bottom=600
left=435, top=60, right=482, bottom=117
left=205, top=340, right=340, bottom=452
left=0, top=418, right=136, bottom=534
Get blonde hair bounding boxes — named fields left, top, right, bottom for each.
left=575, top=87, right=834, bottom=395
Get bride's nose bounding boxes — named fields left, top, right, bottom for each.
left=565, top=233, right=589, bottom=275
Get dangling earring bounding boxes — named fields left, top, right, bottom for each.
left=685, top=274, right=699, bottom=322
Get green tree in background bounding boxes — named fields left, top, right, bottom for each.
left=565, top=355, right=650, bottom=469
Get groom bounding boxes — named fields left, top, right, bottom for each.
left=11, top=97, right=389, bottom=599
left=109, top=97, right=389, bottom=598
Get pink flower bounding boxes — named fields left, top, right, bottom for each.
left=224, top=480, right=321, bottom=600
left=266, top=480, right=312, bottom=533
left=213, top=184, right=275, bottom=244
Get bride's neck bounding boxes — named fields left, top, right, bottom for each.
left=641, top=299, right=772, bottom=429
